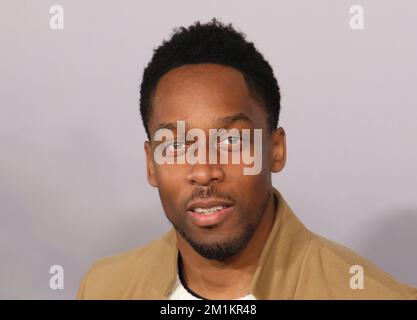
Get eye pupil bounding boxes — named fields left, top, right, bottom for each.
left=228, top=137, right=238, bottom=144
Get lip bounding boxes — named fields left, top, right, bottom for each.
left=187, top=205, right=234, bottom=227
left=186, top=198, right=234, bottom=212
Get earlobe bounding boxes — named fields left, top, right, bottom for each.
left=144, top=141, right=158, bottom=187
left=270, top=127, right=287, bottom=173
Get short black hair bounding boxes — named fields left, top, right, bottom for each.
left=139, top=18, right=281, bottom=140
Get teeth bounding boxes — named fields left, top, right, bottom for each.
left=194, top=206, right=225, bottom=214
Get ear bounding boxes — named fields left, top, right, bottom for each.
left=270, top=127, right=286, bottom=173
left=144, top=141, right=158, bottom=187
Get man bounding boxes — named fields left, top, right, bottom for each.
left=77, top=19, right=417, bottom=300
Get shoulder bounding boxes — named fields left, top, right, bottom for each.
left=297, top=233, right=417, bottom=299
left=88, top=229, right=174, bottom=271
left=77, top=229, right=176, bottom=299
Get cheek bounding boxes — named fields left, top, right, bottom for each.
left=230, top=170, right=270, bottom=211
left=154, top=165, right=189, bottom=215
left=155, top=164, right=185, bottom=186
left=224, top=158, right=269, bottom=185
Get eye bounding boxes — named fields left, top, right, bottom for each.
left=170, top=141, right=185, bottom=149
left=165, top=141, right=186, bottom=155
left=219, top=135, right=241, bottom=150
left=222, top=136, right=240, bottom=144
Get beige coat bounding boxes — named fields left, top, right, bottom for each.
left=77, top=188, right=417, bottom=299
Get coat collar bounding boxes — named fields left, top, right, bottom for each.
left=134, top=187, right=312, bottom=299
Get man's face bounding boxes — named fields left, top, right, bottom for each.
left=144, top=63, right=282, bottom=260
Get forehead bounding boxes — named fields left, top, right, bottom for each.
left=149, top=63, right=266, bottom=131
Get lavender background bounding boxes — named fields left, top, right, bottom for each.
left=1, top=0, right=416, bottom=299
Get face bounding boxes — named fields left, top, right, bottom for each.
left=144, top=63, right=285, bottom=260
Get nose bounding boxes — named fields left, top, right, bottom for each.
left=186, top=163, right=225, bottom=186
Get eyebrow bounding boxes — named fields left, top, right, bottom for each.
left=154, top=112, right=253, bottom=133
left=215, top=112, right=253, bottom=127
left=155, top=122, right=177, bottom=132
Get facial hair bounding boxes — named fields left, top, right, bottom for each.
left=169, top=186, right=272, bottom=261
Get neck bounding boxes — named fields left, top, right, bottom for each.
left=176, top=190, right=277, bottom=299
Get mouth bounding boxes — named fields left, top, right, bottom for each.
left=186, top=199, right=235, bottom=227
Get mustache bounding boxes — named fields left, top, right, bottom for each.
left=186, top=186, right=236, bottom=207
